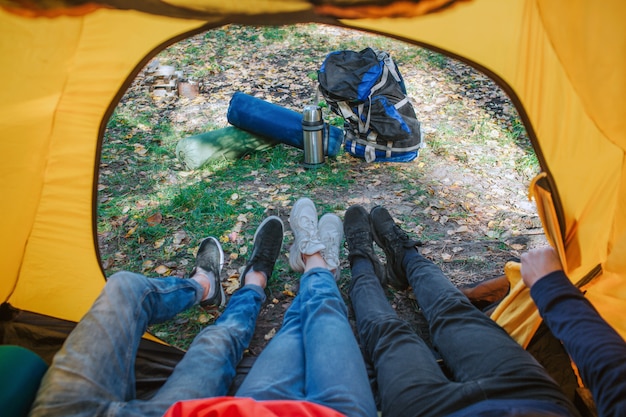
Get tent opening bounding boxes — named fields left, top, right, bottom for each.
left=98, top=22, right=543, bottom=352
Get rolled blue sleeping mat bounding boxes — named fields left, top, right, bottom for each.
left=227, top=92, right=343, bottom=157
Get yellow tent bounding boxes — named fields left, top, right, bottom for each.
left=1, top=0, right=624, bottom=400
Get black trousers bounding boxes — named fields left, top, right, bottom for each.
left=349, top=249, right=579, bottom=417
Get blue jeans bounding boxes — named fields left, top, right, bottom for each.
left=350, top=250, right=579, bottom=417
left=236, top=267, right=377, bottom=417
left=30, top=271, right=265, bottom=417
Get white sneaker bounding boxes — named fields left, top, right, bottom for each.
left=289, top=198, right=325, bottom=272
left=318, top=213, right=343, bottom=280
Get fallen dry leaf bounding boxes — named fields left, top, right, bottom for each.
left=456, top=225, right=470, bottom=233
left=125, top=224, right=138, bottom=238
left=133, top=144, right=148, bottom=156
left=172, top=230, right=188, bottom=247
left=146, top=212, right=163, bottom=226
left=224, top=277, right=241, bottom=294
left=142, top=260, right=155, bottom=271
left=155, top=265, right=170, bottom=275
left=197, top=313, right=214, bottom=324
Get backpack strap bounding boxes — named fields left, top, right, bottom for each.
left=337, top=101, right=357, bottom=121
left=376, top=50, right=402, bottom=84
left=394, top=96, right=409, bottom=109
left=358, top=62, right=390, bottom=136
left=346, top=130, right=423, bottom=153
left=358, top=102, right=371, bottom=134
left=369, top=61, right=390, bottom=96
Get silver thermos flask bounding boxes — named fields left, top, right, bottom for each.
left=302, top=105, right=325, bottom=168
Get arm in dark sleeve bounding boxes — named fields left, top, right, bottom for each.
left=531, top=271, right=626, bottom=417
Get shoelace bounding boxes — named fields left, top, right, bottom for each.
left=322, top=234, right=340, bottom=265
left=295, top=216, right=321, bottom=248
left=347, top=230, right=371, bottom=250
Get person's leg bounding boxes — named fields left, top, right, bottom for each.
left=402, top=249, right=534, bottom=379
left=149, top=284, right=266, bottom=404
left=300, top=265, right=377, bottom=417
left=404, top=250, right=574, bottom=407
left=244, top=199, right=376, bottom=416
left=296, top=205, right=376, bottom=417
left=153, top=216, right=285, bottom=407
left=351, top=257, right=455, bottom=417
left=370, top=206, right=577, bottom=414
left=30, top=271, right=205, bottom=417
left=225, top=214, right=303, bottom=400
left=346, top=205, right=459, bottom=417
left=235, top=295, right=306, bottom=400
left=236, top=200, right=320, bottom=402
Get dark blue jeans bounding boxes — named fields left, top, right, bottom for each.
left=350, top=249, right=578, bottom=417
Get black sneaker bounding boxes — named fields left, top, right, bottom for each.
left=195, top=236, right=226, bottom=308
left=241, top=216, right=284, bottom=285
left=344, top=205, right=385, bottom=284
left=370, top=206, right=420, bottom=290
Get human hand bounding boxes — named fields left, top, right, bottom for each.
left=521, top=246, right=563, bottom=288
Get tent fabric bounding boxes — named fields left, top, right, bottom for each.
left=0, top=0, right=624, bottom=368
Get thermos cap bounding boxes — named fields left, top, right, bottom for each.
left=302, top=105, right=322, bottom=122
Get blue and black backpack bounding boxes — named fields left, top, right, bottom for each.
left=318, top=47, right=423, bottom=162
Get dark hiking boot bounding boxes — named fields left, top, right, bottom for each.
left=194, top=236, right=226, bottom=308
left=343, top=205, right=385, bottom=284
left=370, top=206, right=420, bottom=290
left=241, top=216, right=284, bottom=286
